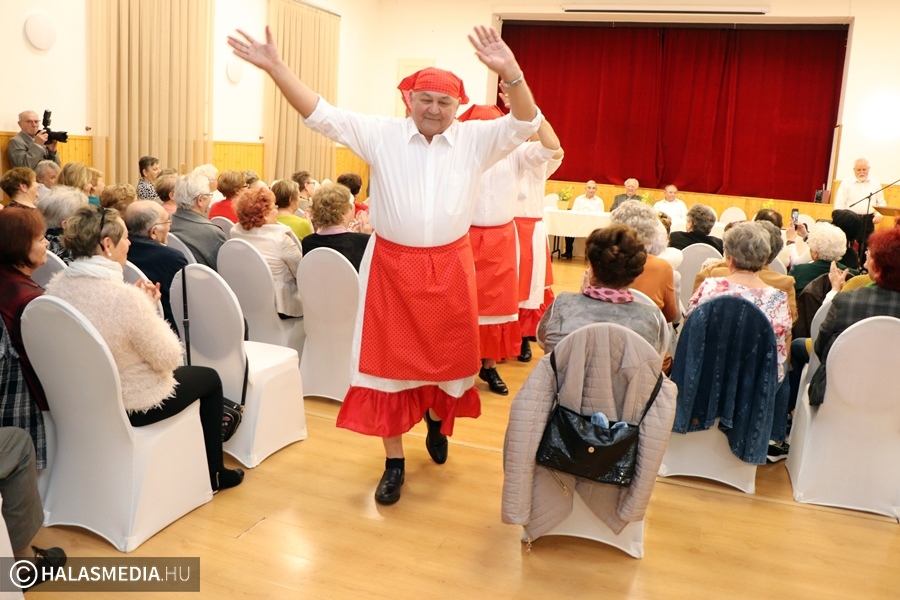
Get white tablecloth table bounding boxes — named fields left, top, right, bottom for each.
left=542, top=208, right=612, bottom=260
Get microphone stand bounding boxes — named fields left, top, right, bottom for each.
left=847, top=175, right=900, bottom=271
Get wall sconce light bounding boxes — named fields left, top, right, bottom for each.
left=24, top=12, right=57, bottom=51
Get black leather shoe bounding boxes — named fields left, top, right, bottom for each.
left=25, top=546, right=67, bottom=590
left=424, top=412, right=448, bottom=464
left=374, top=468, right=404, bottom=505
left=518, top=337, right=532, bottom=362
left=479, top=367, right=509, bottom=396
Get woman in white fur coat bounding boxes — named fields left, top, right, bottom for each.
left=45, top=205, right=244, bottom=493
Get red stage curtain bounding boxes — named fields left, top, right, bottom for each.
left=503, top=24, right=847, bottom=202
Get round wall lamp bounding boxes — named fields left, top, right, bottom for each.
left=226, top=58, right=245, bottom=85
left=24, top=12, right=57, bottom=51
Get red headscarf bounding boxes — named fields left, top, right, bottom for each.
left=397, top=67, right=469, bottom=112
left=456, top=104, right=504, bottom=122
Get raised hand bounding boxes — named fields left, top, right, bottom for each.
left=468, top=25, right=519, bottom=82
left=228, top=26, right=280, bottom=73
left=828, top=260, right=849, bottom=292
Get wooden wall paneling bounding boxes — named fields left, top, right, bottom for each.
left=212, top=142, right=265, bottom=178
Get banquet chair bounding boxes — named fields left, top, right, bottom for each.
left=719, top=207, right=747, bottom=224
left=537, top=494, right=646, bottom=558
left=21, top=296, right=212, bottom=552
left=786, top=316, right=900, bottom=520
left=661, top=296, right=782, bottom=493
left=210, top=216, right=234, bottom=239
left=171, top=265, right=307, bottom=468
left=543, top=193, right=559, bottom=209
left=166, top=233, right=197, bottom=264
left=0, top=493, right=25, bottom=600
left=628, top=288, right=670, bottom=358
left=217, top=239, right=306, bottom=362
left=295, top=248, right=359, bottom=402
left=768, top=257, right=787, bottom=275
left=677, top=243, right=724, bottom=309
left=798, top=214, right=816, bottom=231
left=30, top=252, right=65, bottom=288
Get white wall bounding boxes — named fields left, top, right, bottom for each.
left=2, top=0, right=898, bottom=186
left=0, top=0, right=88, bottom=132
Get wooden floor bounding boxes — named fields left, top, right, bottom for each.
left=34, top=259, right=899, bottom=599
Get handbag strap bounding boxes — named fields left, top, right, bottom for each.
left=180, top=266, right=191, bottom=366
left=548, top=351, right=664, bottom=424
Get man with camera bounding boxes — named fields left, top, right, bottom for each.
left=7, top=110, right=62, bottom=170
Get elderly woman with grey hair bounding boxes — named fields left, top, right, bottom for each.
left=38, top=186, right=89, bottom=264
left=788, top=222, right=855, bottom=294
left=687, top=222, right=791, bottom=381
left=669, top=204, right=723, bottom=253
left=169, top=173, right=226, bottom=269
left=609, top=200, right=678, bottom=322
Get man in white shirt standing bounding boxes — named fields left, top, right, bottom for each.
left=834, top=158, right=885, bottom=255
left=229, top=25, right=541, bottom=506
left=563, top=180, right=603, bottom=258
left=654, top=184, right=688, bottom=224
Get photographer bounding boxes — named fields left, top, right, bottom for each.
left=7, top=110, right=61, bottom=170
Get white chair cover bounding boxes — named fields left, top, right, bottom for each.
left=123, top=261, right=165, bottom=319
left=30, top=252, right=66, bottom=288
left=217, top=239, right=306, bottom=361
left=36, top=411, right=54, bottom=512
left=798, top=214, right=816, bottom=231
left=536, top=493, right=645, bottom=558
left=768, top=257, right=787, bottom=275
left=628, top=287, right=670, bottom=359
left=786, top=316, right=900, bottom=520
left=210, top=216, right=234, bottom=239
left=670, top=221, right=687, bottom=233
left=659, top=419, right=758, bottom=493
left=166, top=233, right=197, bottom=264
left=677, top=243, right=724, bottom=310
left=657, top=247, right=683, bottom=270
left=21, top=296, right=212, bottom=552
left=543, top=193, right=559, bottom=208
left=0, top=493, right=25, bottom=599
left=295, top=248, right=359, bottom=402
left=719, top=206, right=747, bottom=224
left=170, top=265, right=307, bottom=468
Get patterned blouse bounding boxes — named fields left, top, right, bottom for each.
left=136, top=178, right=159, bottom=200
left=687, top=277, right=791, bottom=380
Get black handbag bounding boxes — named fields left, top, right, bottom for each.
left=536, top=352, right=664, bottom=486
left=180, top=266, right=248, bottom=442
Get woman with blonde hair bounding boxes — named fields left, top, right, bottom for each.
left=58, top=162, right=94, bottom=197
left=45, top=205, right=243, bottom=492
left=154, top=173, right=179, bottom=215
left=230, top=185, right=304, bottom=318
left=300, top=183, right=371, bottom=271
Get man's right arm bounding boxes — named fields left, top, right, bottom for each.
left=7, top=134, right=46, bottom=169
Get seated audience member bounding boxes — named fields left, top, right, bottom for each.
left=208, top=170, right=246, bottom=222
left=154, top=173, right=179, bottom=215
left=1, top=167, right=39, bottom=209
left=0, top=427, right=67, bottom=590
left=291, top=170, right=315, bottom=215
left=829, top=209, right=863, bottom=270
left=137, top=156, right=161, bottom=200
left=193, top=164, right=220, bottom=195
left=610, top=200, right=678, bottom=322
left=0, top=208, right=52, bottom=469
left=88, top=167, right=105, bottom=205
left=57, top=162, right=95, bottom=198
left=563, top=179, right=603, bottom=259
left=538, top=224, right=667, bottom=355
left=46, top=206, right=243, bottom=493
left=38, top=186, right=89, bottom=264
left=34, top=160, right=61, bottom=201
left=337, top=172, right=368, bottom=215
left=654, top=185, right=688, bottom=223
left=687, top=222, right=792, bottom=458
left=273, top=179, right=314, bottom=240
left=694, top=220, right=798, bottom=324
left=170, top=173, right=226, bottom=269
left=788, top=222, right=853, bottom=294
left=657, top=211, right=672, bottom=235
left=243, top=170, right=261, bottom=187
left=809, top=226, right=900, bottom=405
left=669, top=204, right=723, bottom=253
left=230, top=185, right=304, bottom=318
left=124, top=200, right=187, bottom=329
left=301, top=184, right=371, bottom=272
left=754, top=208, right=783, bottom=229
left=7, top=110, right=61, bottom=170
left=100, top=182, right=138, bottom=214
left=610, top=177, right=640, bottom=211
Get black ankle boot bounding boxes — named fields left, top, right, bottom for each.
left=518, top=337, right=532, bottom=362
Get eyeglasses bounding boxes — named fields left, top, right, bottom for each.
left=152, top=218, right=173, bottom=228
left=194, top=193, right=214, bottom=201
left=96, top=206, right=108, bottom=245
